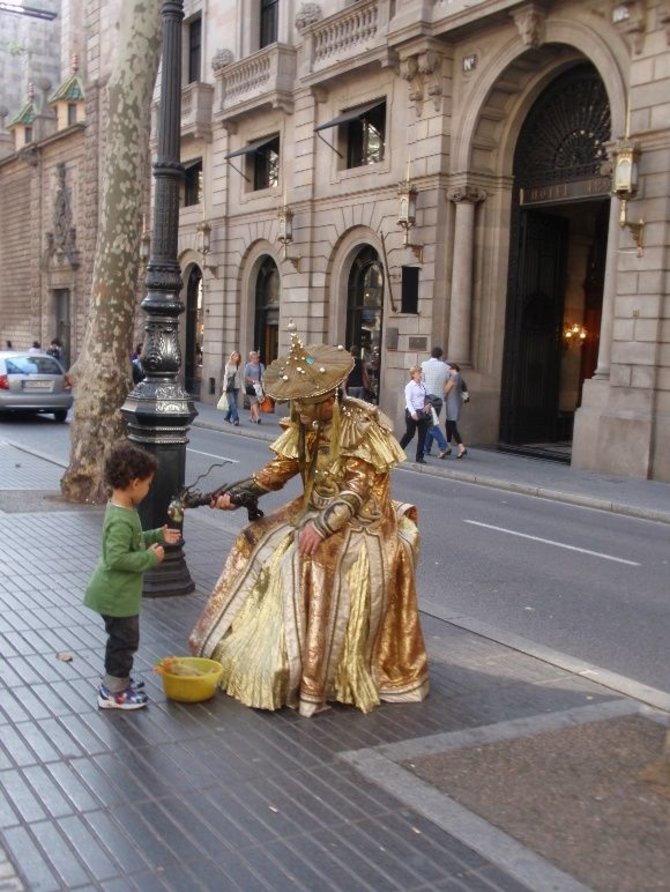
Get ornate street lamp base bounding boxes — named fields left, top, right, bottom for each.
left=123, top=378, right=198, bottom=598
left=143, top=550, right=195, bottom=598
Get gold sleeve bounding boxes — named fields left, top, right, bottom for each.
left=251, top=453, right=300, bottom=492
left=312, top=457, right=373, bottom=538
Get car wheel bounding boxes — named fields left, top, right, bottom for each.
left=53, top=410, right=68, bottom=423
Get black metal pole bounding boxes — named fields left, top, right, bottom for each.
left=121, top=0, right=196, bottom=597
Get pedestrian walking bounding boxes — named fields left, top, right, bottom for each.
left=46, top=338, right=63, bottom=362
left=344, top=345, right=371, bottom=400
left=130, top=343, right=145, bottom=384
left=421, top=346, right=450, bottom=455
left=444, top=362, right=468, bottom=458
left=243, top=350, right=265, bottom=424
left=83, top=442, right=180, bottom=710
left=221, top=350, right=242, bottom=425
left=399, top=365, right=431, bottom=464
left=424, top=395, right=451, bottom=458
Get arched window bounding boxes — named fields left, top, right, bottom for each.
left=346, top=246, right=384, bottom=403
left=254, top=256, right=280, bottom=364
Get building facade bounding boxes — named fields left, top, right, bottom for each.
left=173, top=0, right=670, bottom=481
left=1, top=0, right=669, bottom=482
left=0, top=0, right=121, bottom=368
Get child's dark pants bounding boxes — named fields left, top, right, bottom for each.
left=102, top=614, right=139, bottom=692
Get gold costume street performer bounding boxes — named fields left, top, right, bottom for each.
left=189, top=325, right=429, bottom=717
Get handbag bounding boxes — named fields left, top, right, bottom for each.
left=260, top=395, right=274, bottom=413
left=216, top=393, right=228, bottom=411
left=225, top=373, right=236, bottom=393
left=426, top=394, right=443, bottom=415
left=245, top=382, right=257, bottom=397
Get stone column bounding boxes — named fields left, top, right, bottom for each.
left=593, top=198, right=620, bottom=378
left=446, top=186, right=486, bottom=367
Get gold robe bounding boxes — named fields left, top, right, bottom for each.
left=189, top=399, right=429, bottom=717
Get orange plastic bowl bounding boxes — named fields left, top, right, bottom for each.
left=159, top=657, right=223, bottom=703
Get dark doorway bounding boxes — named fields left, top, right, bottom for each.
left=346, top=246, right=384, bottom=403
left=254, top=256, right=280, bottom=365
left=502, top=211, right=568, bottom=443
left=53, top=288, right=71, bottom=368
left=501, top=63, right=611, bottom=453
left=184, top=266, right=203, bottom=396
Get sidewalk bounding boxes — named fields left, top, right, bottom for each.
left=0, top=430, right=668, bottom=892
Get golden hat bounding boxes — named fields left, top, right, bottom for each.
left=263, top=322, right=354, bottom=402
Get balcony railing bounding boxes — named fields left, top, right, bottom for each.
left=180, top=82, right=214, bottom=141
left=300, top=0, right=391, bottom=81
left=215, top=44, right=297, bottom=123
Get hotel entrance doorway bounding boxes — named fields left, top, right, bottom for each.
left=500, top=63, right=611, bottom=456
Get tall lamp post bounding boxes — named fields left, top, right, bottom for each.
left=122, top=0, right=196, bottom=596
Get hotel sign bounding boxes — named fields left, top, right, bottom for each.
left=520, top=176, right=611, bottom=206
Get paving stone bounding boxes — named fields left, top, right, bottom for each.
left=2, top=453, right=645, bottom=892
left=82, top=809, right=150, bottom=876
left=1, top=826, right=59, bottom=892
left=27, top=820, right=91, bottom=888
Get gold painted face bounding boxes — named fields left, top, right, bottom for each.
left=294, top=394, right=336, bottom=426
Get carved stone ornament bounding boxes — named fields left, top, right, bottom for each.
left=17, top=145, right=39, bottom=167
left=512, top=3, right=546, bottom=48
left=211, top=48, right=235, bottom=73
left=46, top=162, right=79, bottom=268
left=399, top=56, right=423, bottom=112
left=417, top=50, right=440, bottom=76
left=295, top=2, right=322, bottom=32
left=660, top=3, right=670, bottom=45
left=611, top=0, right=646, bottom=53
left=399, top=50, right=443, bottom=117
left=399, top=56, right=418, bottom=81
left=447, top=186, right=487, bottom=204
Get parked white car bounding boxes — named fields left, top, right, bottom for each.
left=0, top=351, right=73, bottom=422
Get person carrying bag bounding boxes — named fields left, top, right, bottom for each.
left=219, top=351, right=242, bottom=424
left=243, top=351, right=265, bottom=424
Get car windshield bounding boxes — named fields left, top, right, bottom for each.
left=5, top=356, right=63, bottom=375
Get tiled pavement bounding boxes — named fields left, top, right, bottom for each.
left=0, top=438, right=668, bottom=891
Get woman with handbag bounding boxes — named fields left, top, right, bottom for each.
left=243, top=350, right=265, bottom=424
left=221, top=350, right=242, bottom=425
left=444, top=362, right=468, bottom=458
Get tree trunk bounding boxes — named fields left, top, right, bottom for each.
left=61, top=0, right=162, bottom=503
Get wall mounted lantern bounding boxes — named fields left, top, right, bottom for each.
left=277, top=205, right=301, bottom=270
left=397, top=178, right=423, bottom=262
left=611, top=139, right=644, bottom=256
left=196, top=220, right=217, bottom=276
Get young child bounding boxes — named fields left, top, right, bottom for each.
left=84, top=442, right=180, bottom=710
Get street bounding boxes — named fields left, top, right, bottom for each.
left=2, top=412, right=668, bottom=695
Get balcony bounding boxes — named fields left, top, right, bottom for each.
left=299, top=0, right=394, bottom=87
left=214, top=44, right=297, bottom=127
left=180, top=82, right=215, bottom=142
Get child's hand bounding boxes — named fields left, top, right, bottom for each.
left=149, top=543, right=165, bottom=563
left=161, top=525, right=180, bottom=545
